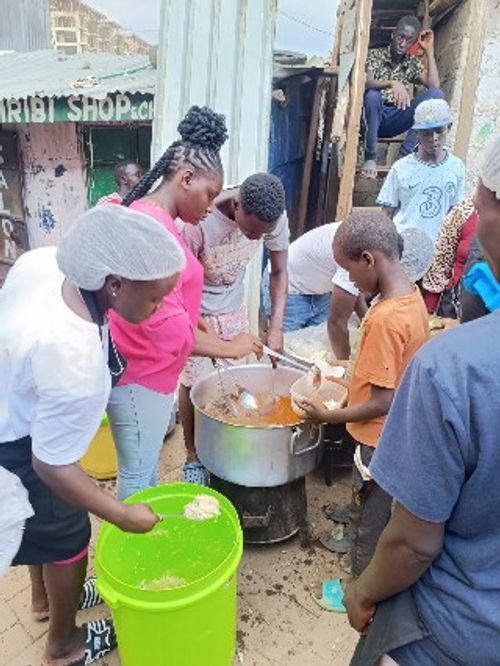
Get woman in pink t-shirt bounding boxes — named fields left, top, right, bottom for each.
left=108, top=107, right=262, bottom=500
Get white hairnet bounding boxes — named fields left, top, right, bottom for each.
left=479, top=131, right=500, bottom=201
left=400, top=228, right=435, bottom=282
left=57, top=204, right=186, bottom=290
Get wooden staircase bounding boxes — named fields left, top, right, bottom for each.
left=352, top=133, right=405, bottom=208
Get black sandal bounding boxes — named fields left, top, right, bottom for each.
left=79, top=577, right=103, bottom=611
left=65, top=619, right=117, bottom=666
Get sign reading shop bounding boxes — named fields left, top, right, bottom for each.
left=0, top=93, right=154, bottom=124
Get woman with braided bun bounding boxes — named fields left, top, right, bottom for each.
left=109, top=106, right=262, bottom=500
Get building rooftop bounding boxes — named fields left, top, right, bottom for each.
left=0, top=49, right=155, bottom=100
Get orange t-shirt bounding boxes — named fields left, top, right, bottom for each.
left=347, top=288, right=429, bottom=447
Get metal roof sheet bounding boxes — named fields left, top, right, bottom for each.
left=0, top=49, right=155, bottom=100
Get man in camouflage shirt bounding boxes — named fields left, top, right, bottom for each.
left=362, top=15, right=443, bottom=178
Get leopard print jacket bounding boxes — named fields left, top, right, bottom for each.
left=422, top=197, right=475, bottom=294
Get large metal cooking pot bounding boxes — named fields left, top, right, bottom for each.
left=191, top=364, right=323, bottom=487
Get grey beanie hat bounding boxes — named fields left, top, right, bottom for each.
left=400, top=228, right=435, bottom=282
left=56, top=204, right=186, bottom=290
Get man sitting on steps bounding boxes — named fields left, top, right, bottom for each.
left=362, top=15, right=443, bottom=179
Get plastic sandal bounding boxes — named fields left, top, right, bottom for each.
left=182, top=461, right=206, bottom=486
left=320, top=532, right=352, bottom=554
left=325, top=502, right=350, bottom=524
left=311, top=579, right=346, bottom=613
left=79, top=577, right=103, bottom=611
left=64, top=619, right=117, bottom=666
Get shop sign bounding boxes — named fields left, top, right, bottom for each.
left=0, top=93, right=154, bottom=124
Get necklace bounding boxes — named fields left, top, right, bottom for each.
left=76, top=285, right=124, bottom=378
left=75, top=286, right=86, bottom=305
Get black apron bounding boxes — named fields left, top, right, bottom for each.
left=0, top=436, right=91, bottom=564
left=0, top=288, right=126, bottom=564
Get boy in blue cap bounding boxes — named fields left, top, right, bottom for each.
left=377, top=98, right=465, bottom=243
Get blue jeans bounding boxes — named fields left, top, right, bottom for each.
left=363, top=87, right=444, bottom=160
left=107, top=384, right=175, bottom=500
left=282, top=293, right=331, bottom=332
left=260, top=271, right=331, bottom=332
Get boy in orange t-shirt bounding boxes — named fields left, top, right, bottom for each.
left=301, top=211, right=429, bottom=580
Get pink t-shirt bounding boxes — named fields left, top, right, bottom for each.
left=96, top=192, right=123, bottom=206
left=109, top=200, right=204, bottom=393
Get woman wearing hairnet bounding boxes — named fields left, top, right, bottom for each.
left=109, top=106, right=263, bottom=499
left=0, top=205, right=185, bottom=665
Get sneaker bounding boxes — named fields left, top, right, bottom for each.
left=325, top=502, right=350, bottom=524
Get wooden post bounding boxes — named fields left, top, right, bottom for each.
left=429, top=0, right=462, bottom=15
left=423, top=0, right=431, bottom=28
left=294, top=75, right=325, bottom=240
left=453, top=0, right=488, bottom=161
left=335, top=0, right=373, bottom=220
left=316, top=75, right=339, bottom=226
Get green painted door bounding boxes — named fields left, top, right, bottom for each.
left=84, top=125, right=152, bottom=206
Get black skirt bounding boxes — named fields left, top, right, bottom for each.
left=0, top=436, right=91, bottom=565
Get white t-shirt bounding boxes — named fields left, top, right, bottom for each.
left=377, top=151, right=465, bottom=242
left=287, top=222, right=358, bottom=297
left=0, top=248, right=111, bottom=465
left=182, top=199, right=289, bottom=315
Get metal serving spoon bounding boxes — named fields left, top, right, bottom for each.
left=262, top=345, right=322, bottom=388
left=212, top=360, right=259, bottom=413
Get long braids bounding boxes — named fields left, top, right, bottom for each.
left=122, top=106, right=228, bottom=207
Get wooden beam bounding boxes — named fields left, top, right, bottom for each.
left=453, top=0, right=488, bottom=161
left=295, top=75, right=325, bottom=239
left=335, top=0, right=373, bottom=220
left=423, top=0, right=431, bottom=28
left=316, top=75, right=338, bottom=226
left=429, top=0, right=461, bottom=15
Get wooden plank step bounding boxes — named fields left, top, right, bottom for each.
left=378, top=137, right=405, bottom=144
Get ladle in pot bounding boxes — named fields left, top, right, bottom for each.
left=212, top=360, right=259, bottom=414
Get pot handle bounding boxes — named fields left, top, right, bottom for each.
left=290, top=424, right=323, bottom=456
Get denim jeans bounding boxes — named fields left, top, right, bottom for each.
left=107, top=384, right=175, bottom=500
left=260, top=269, right=331, bottom=332
left=363, top=87, right=445, bottom=160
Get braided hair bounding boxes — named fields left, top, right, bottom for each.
left=122, top=106, right=228, bottom=207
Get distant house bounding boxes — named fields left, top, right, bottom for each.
left=50, top=0, right=151, bottom=56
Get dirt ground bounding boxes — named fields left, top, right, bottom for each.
left=0, top=426, right=359, bottom=666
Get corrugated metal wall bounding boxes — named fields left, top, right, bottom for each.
left=0, top=0, right=51, bottom=52
left=153, top=0, right=278, bottom=332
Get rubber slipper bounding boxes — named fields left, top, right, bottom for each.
left=320, top=531, right=352, bottom=554
left=79, top=577, right=103, bottom=611
left=64, top=619, right=117, bottom=666
left=325, top=502, right=350, bottom=524
left=182, top=461, right=206, bottom=486
left=312, top=579, right=346, bottom=612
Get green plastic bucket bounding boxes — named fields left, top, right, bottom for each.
left=95, top=483, right=243, bottom=666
